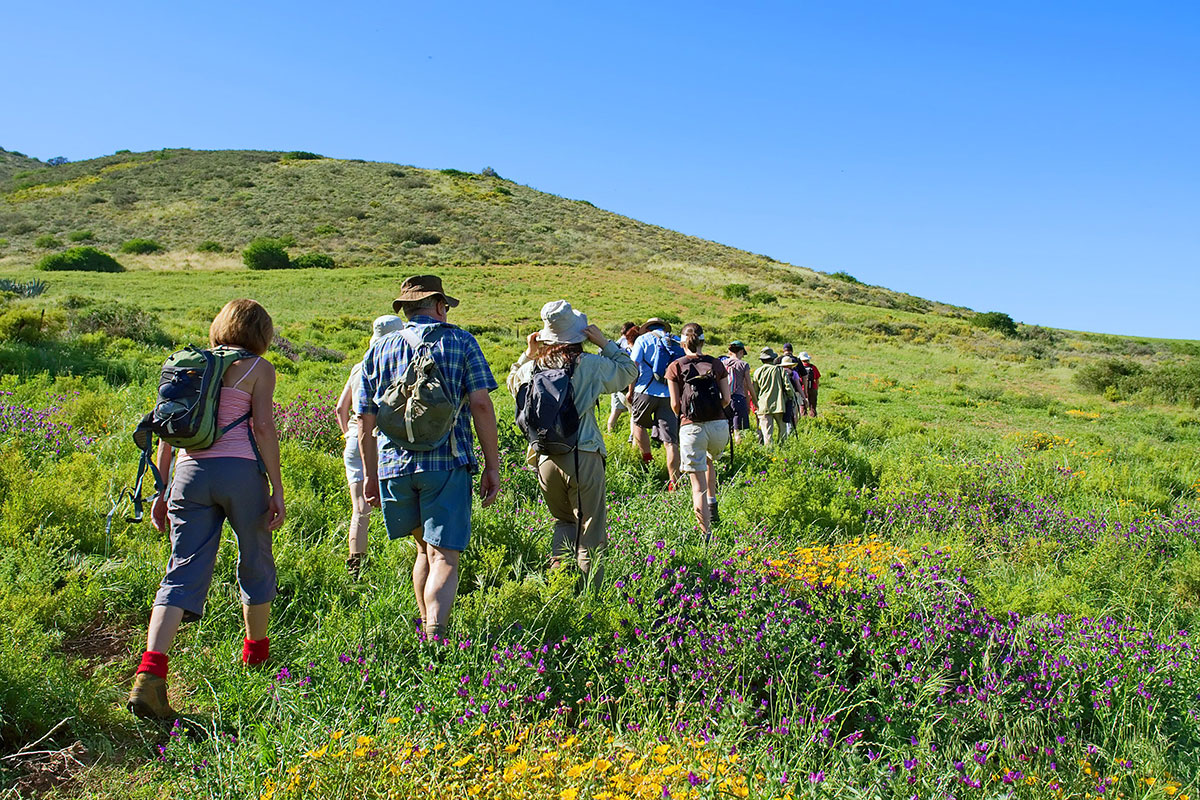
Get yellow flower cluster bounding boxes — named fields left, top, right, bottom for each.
left=765, top=535, right=909, bottom=590
left=261, top=722, right=798, bottom=800
left=1008, top=431, right=1076, bottom=452
left=1065, top=409, right=1102, bottom=420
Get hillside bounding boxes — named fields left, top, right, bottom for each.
left=0, top=148, right=44, bottom=182
left=0, top=148, right=946, bottom=315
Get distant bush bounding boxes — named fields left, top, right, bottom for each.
left=34, top=234, right=62, bottom=249
left=312, top=224, right=341, bottom=237
left=282, top=151, right=323, bottom=160
left=196, top=240, right=224, bottom=252
left=972, top=311, right=1018, bottom=337
left=68, top=300, right=170, bottom=345
left=723, top=284, right=750, bottom=300
left=481, top=166, right=502, bottom=179
left=291, top=253, right=336, bottom=269
left=0, top=238, right=8, bottom=249
left=67, top=230, right=94, bottom=242
left=1072, top=358, right=1200, bottom=408
left=120, top=238, right=163, bottom=254
left=8, top=220, right=37, bottom=235
left=110, top=188, right=138, bottom=207
left=440, top=168, right=472, bottom=178
left=36, top=247, right=124, bottom=273
left=243, top=238, right=291, bottom=270
left=830, top=271, right=861, bottom=284
left=748, top=291, right=778, bottom=305
left=394, top=229, right=441, bottom=246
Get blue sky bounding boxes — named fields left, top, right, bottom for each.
left=4, top=1, right=1197, bottom=338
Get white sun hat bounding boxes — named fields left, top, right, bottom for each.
left=536, top=300, right=588, bottom=345
left=370, top=314, right=405, bottom=344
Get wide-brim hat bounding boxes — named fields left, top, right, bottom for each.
left=537, top=300, right=588, bottom=345
left=642, top=317, right=671, bottom=333
left=759, top=346, right=778, bottom=362
left=799, top=351, right=812, bottom=361
left=779, top=356, right=799, bottom=367
left=370, top=314, right=405, bottom=344
left=392, top=274, right=460, bottom=312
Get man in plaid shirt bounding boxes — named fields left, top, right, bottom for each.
left=356, top=275, right=500, bottom=640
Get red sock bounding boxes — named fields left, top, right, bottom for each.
left=641, top=451, right=653, bottom=463
left=138, top=650, right=169, bottom=680
left=242, top=637, right=270, bottom=665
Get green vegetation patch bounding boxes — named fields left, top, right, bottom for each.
left=35, top=246, right=125, bottom=273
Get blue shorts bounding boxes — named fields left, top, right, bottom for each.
left=381, top=468, right=473, bottom=551
left=730, top=394, right=751, bottom=431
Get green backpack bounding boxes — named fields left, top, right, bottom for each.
left=128, top=345, right=258, bottom=521
left=375, top=325, right=465, bottom=454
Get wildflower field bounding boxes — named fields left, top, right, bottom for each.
left=0, top=260, right=1198, bottom=799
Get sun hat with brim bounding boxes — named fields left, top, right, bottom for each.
left=779, top=356, right=799, bottom=367
left=759, top=346, right=778, bottom=362
left=392, top=274, right=460, bottom=312
left=370, top=314, right=405, bottom=344
left=728, top=340, right=745, bottom=351
left=536, top=300, right=588, bottom=345
left=799, top=351, right=812, bottom=361
left=642, top=318, right=671, bottom=333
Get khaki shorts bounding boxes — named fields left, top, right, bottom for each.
left=679, top=419, right=730, bottom=473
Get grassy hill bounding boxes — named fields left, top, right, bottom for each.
left=0, top=148, right=45, bottom=183
left=0, top=147, right=1199, bottom=798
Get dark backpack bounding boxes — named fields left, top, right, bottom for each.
left=679, top=358, right=726, bottom=422
left=129, top=345, right=258, bottom=521
left=648, top=333, right=685, bottom=383
left=515, top=364, right=581, bottom=456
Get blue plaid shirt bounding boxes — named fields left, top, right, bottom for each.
left=355, top=316, right=497, bottom=479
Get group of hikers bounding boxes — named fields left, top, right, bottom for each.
left=125, top=274, right=820, bottom=720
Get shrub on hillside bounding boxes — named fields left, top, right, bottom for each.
left=197, top=240, right=224, bottom=252
left=243, top=238, right=291, bottom=270
left=723, top=283, right=750, bottom=300
left=312, top=224, right=340, bottom=237
left=120, top=238, right=163, bottom=254
left=34, top=234, right=61, bottom=249
left=67, top=300, right=170, bottom=345
left=0, top=238, right=8, bottom=249
left=748, top=291, right=778, bottom=305
left=292, top=253, right=336, bottom=270
left=830, top=271, right=861, bottom=284
left=282, top=151, right=323, bottom=161
left=394, top=229, right=441, bottom=246
left=972, top=311, right=1018, bottom=337
left=67, top=230, right=94, bottom=242
left=0, top=307, right=65, bottom=344
left=36, top=247, right=125, bottom=273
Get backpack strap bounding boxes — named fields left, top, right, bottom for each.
left=230, top=356, right=262, bottom=390
left=400, top=323, right=466, bottom=458
left=128, top=415, right=166, bottom=523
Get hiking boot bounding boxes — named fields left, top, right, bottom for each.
left=127, top=672, right=176, bottom=720
left=709, top=501, right=720, bottom=526
left=346, top=553, right=365, bottom=579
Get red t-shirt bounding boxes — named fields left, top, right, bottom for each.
left=664, top=354, right=728, bottom=425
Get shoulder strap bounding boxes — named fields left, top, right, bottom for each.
left=230, top=356, right=262, bottom=389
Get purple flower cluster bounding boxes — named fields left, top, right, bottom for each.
left=0, top=390, right=96, bottom=459
left=273, top=389, right=343, bottom=454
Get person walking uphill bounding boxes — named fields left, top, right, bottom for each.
left=751, top=347, right=796, bottom=448
left=665, top=323, right=731, bottom=539
left=508, top=301, right=637, bottom=585
left=629, top=318, right=685, bottom=489
left=128, top=299, right=285, bottom=720
left=335, top=314, right=405, bottom=578
left=356, top=275, right=501, bottom=642
left=720, top=341, right=754, bottom=444
left=798, top=352, right=821, bottom=416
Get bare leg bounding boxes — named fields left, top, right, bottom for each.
left=411, top=527, right=429, bottom=627
left=606, top=406, right=623, bottom=433
left=348, top=481, right=370, bottom=556
left=633, top=425, right=652, bottom=458
left=705, top=457, right=718, bottom=502
left=146, top=605, right=185, bottom=654
left=665, top=442, right=681, bottom=486
left=688, top=469, right=710, bottom=537
left=420, top=536, right=461, bottom=637
left=242, top=602, right=271, bottom=641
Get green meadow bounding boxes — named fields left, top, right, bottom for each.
left=1, top=152, right=1199, bottom=799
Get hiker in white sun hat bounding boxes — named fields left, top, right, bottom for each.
left=335, top=314, right=406, bottom=577
left=797, top=351, right=821, bottom=417
left=508, top=300, right=638, bottom=588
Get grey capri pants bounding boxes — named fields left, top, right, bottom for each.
left=154, top=457, right=277, bottom=616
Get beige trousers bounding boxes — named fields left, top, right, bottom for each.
left=758, top=412, right=787, bottom=447
left=537, top=450, right=607, bottom=581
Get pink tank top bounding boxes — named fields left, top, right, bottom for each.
left=178, top=359, right=260, bottom=462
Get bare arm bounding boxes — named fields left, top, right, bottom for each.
left=668, top=375, right=682, bottom=417
left=359, top=412, right=380, bottom=506
left=335, top=377, right=353, bottom=434
left=721, top=374, right=732, bottom=407
left=469, top=389, right=501, bottom=507
left=250, top=363, right=286, bottom=530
